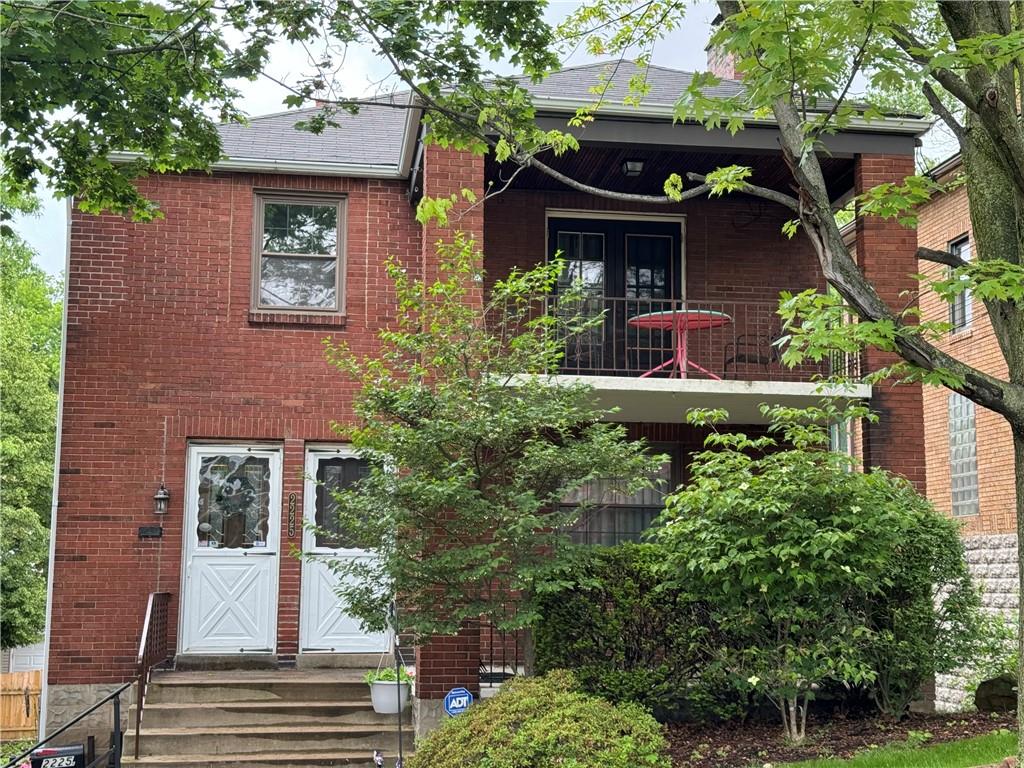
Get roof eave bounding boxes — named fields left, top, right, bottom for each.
left=527, top=95, right=934, bottom=137
left=107, top=151, right=405, bottom=179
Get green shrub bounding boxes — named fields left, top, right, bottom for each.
left=535, top=543, right=742, bottom=721
left=655, top=403, right=988, bottom=741
left=407, top=670, right=670, bottom=768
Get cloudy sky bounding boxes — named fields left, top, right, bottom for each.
left=15, top=1, right=720, bottom=277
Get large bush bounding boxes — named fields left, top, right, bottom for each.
left=655, top=404, right=985, bottom=742
left=408, top=670, right=670, bottom=768
left=535, top=543, right=742, bottom=721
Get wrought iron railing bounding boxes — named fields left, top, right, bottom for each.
left=546, top=295, right=856, bottom=382
left=479, top=623, right=524, bottom=691
left=2, top=682, right=131, bottom=768
left=133, top=592, right=172, bottom=759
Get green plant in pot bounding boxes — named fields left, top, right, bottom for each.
left=365, top=667, right=414, bottom=714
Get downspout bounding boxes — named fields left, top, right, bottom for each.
left=38, top=198, right=72, bottom=738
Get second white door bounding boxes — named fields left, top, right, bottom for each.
left=299, top=448, right=390, bottom=653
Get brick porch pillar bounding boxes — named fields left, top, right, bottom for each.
left=414, top=143, right=486, bottom=735
left=276, top=437, right=305, bottom=662
left=854, top=153, right=926, bottom=492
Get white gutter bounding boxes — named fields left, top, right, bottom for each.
left=397, top=94, right=423, bottom=178
left=107, top=152, right=405, bottom=179
left=525, top=95, right=935, bottom=136
left=39, top=198, right=72, bottom=739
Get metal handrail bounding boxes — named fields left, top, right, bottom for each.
left=2, top=682, right=131, bottom=768
left=133, top=591, right=172, bottom=759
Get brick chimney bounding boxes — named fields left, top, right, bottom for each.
left=705, top=13, right=740, bottom=80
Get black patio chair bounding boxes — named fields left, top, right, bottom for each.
left=723, top=331, right=785, bottom=377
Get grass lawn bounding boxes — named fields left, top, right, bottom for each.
left=779, top=729, right=1015, bottom=768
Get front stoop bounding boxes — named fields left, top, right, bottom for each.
left=124, top=670, right=413, bottom=768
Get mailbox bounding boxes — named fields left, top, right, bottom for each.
left=30, top=745, right=86, bottom=768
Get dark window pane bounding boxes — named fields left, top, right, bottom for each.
left=196, top=455, right=272, bottom=549
left=626, top=236, right=672, bottom=299
left=262, top=202, right=337, bottom=255
left=315, top=456, right=370, bottom=548
left=260, top=257, right=336, bottom=308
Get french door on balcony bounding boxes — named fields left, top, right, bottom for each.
left=548, top=215, right=683, bottom=375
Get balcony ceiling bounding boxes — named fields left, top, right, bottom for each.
left=486, top=145, right=855, bottom=201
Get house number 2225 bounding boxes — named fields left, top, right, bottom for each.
left=287, top=493, right=296, bottom=538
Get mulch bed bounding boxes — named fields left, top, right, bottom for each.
left=666, top=709, right=1017, bottom=767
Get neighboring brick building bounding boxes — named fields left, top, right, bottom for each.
left=916, top=154, right=1017, bottom=711
left=42, top=61, right=933, bottom=757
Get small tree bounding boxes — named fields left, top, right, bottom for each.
left=656, top=402, right=983, bottom=743
left=320, top=233, right=663, bottom=640
left=1, top=193, right=60, bottom=649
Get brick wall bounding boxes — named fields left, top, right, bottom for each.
left=412, top=143, right=487, bottom=700
left=483, top=189, right=824, bottom=302
left=854, top=154, right=926, bottom=491
left=917, top=171, right=1014, bottom=534
left=52, top=170, right=421, bottom=685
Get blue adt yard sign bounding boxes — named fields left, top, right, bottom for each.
left=444, top=686, right=474, bottom=717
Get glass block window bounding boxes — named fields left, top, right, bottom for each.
left=257, top=196, right=343, bottom=311
left=948, top=393, right=979, bottom=517
left=949, top=236, right=972, bottom=333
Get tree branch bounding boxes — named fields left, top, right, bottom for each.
left=918, top=246, right=968, bottom=269
left=524, top=154, right=711, bottom=204
left=922, top=82, right=966, bottom=141
left=686, top=172, right=801, bottom=212
left=889, top=23, right=979, bottom=111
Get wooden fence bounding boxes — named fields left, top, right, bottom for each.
left=1, top=670, right=42, bottom=740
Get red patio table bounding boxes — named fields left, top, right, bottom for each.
left=627, top=308, right=733, bottom=379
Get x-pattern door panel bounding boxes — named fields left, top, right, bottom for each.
left=300, top=449, right=390, bottom=653
left=180, top=446, right=281, bottom=654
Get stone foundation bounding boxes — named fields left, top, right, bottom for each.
left=935, top=533, right=1018, bottom=712
left=44, top=683, right=135, bottom=747
left=413, top=698, right=446, bottom=741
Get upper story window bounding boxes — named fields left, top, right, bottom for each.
left=948, top=392, right=979, bottom=517
left=949, top=235, right=972, bottom=333
left=256, top=195, right=344, bottom=312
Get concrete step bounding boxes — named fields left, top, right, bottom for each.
left=126, top=724, right=414, bottom=757
left=146, top=670, right=370, bottom=704
left=123, top=750, right=412, bottom=768
left=132, top=700, right=394, bottom=728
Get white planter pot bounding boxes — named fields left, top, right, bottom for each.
left=369, top=680, right=411, bottom=714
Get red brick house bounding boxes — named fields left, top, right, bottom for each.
left=914, top=154, right=1017, bottom=711
left=42, top=61, right=931, bottom=761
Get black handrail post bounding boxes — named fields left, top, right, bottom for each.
left=112, top=691, right=122, bottom=768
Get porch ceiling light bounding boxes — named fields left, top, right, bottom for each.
left=621, top=159, right=644, bottom=177
left=153, top=483, right=170, bottom=515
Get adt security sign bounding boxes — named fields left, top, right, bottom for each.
left=443, top=686, right=474, bottom=717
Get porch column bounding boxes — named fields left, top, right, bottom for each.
left=853, top=153, right=926, bottom=492
left=414, top=144, right=486, bottom=735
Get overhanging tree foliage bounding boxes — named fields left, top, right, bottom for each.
left=1, top=192, right=61, bottom=649
left=320, top=234, right=663, bottom=639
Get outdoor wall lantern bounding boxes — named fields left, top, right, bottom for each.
left=621, top=159, right=645, bottom=177
left=153, top=484, right=170, bottom=515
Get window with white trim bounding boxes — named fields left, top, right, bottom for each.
left=256, top=195, right=344, bottom=311
left=948, top=392, right=979, bottom=517
left=949, top=236, right=972, bottom=333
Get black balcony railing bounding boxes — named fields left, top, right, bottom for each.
left=547, top=295, right=855, bottom=382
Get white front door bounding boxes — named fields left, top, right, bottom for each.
left=299, top=448, right=390, bottom=653
left=180, top=445, right=281, bottom=654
